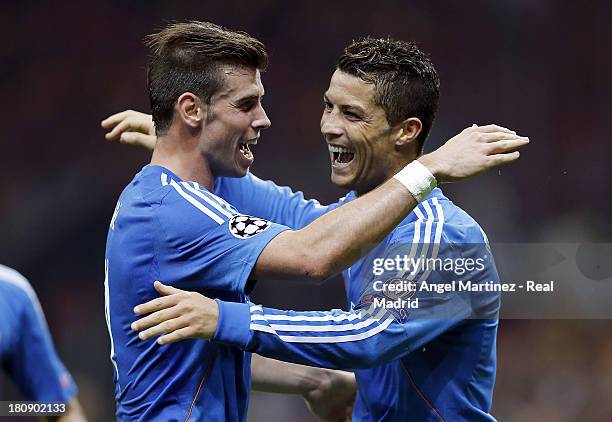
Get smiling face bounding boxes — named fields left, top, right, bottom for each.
left=199, top=64, right=270, bottom=178
left=321, top=70, right=404, bottom=194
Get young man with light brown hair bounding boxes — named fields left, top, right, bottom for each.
left=104, top=22, right=527, bottom=421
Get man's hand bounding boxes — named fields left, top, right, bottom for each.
left=419, top=124, right=529, bottom=182
left=131, top=281, right=218, bottom=344
left=101, top=110, right=156, bottom=150
left=133, top=283, right=356, bottom=420
left=252, top=354, right=355, bottom=421
left=303, top=369, right=356, bottom=421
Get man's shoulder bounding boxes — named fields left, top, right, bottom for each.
left=0, top=265, right=40, bottom=318
left=119, top=166, right=232, bottom=221
left=436, top=193, right=489, bottom=244
left=143, top=172, right=245, bottom=247
left=159, top=180, right=236, bottom=226
left=389, top=188, right=488, bottom=244
left=119, top=165, right=172, bottom=204
left=0, top=264, right=31, bottom=297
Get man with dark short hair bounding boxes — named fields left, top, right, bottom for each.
left=104, top=22, right=526, bottom=421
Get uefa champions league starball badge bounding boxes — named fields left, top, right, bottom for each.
left=229, top=215, right=272, bottom=239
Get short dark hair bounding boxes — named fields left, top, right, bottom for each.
left=337, top=37, right=440, bottom=154
left=145, top=21, right=268, bottom=134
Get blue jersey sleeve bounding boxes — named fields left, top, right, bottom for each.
left=154, top=179, right=289, bottom=294
left=211, top=298, right=469, bottom=371
left=211, top=199, right=499, bottom=370
left=213, top=300, right=410, bottom=370
left=214, top=173, right=346, bottom=229
left=0, top=268, right=76, bottom=401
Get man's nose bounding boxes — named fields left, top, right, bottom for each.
left=320, top=112, right=342, bottom=139
left=253, top=104, right=271, bottom=130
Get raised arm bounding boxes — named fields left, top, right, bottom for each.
left=102, top=110, right=528, bottom=282
left=254, top=125, right=527, bottom=281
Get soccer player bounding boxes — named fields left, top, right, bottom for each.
left=104, top=22, right=526, bottom=421
left=0, top=264, right=87, bottom=421
left=122, top=36, right=524, bottom=421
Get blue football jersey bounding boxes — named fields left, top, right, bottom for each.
left=214, top=173, right=500, bottom=422
left=105, top=165, right=288, bottom=421
left=0, top=265, right=77, bottom=402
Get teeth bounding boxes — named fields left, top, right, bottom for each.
left=239, top=143, right=252, bottom=157
left=328, top=145, right=352, bottom=154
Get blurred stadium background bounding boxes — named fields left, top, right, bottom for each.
left=1, top=1, right=610, bottom=421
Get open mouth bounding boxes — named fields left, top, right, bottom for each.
left=328, top=144, right=355, bottom=165
left=239, top=139, right=257, bottom=160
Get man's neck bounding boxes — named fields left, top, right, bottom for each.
left=150, top=133, right=215, bottom=191
left=355, top=156, right=417, bottom=197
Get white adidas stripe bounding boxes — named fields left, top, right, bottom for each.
left=250, top=316, right=394, bottom=343
left=398, top=203, right=432, bottom=279
left=251, top=313, right=363, bottom=323
left=168, top=179, right=225, bottom=224
left=110, top=201, right=120, bottom=230
left=180, top=182, right=234, bottom=219
left=253, top=307, right=387, bottom=333
left=249, top=302, right=376, bottom=323
left=406, top=201, right=435, bottom=278
left=194, top=183, right=236, bottom=211
left=403, top=198, right=445, bottom=283
left=103, top=259, right=120, bottom=384
left=430, top=197, right=445, bottom=258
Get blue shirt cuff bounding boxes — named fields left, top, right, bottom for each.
left=212, top=299, right=252, bottom=349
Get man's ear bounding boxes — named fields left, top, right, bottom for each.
left=176, top=92, right=206, bottom=129
left=393, top=117, right=422, bottom=149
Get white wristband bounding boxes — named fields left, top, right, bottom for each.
left=393, top=160, right=437, bottom=203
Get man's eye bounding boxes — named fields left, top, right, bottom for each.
left=323, top=101, right=332, bottom=110
left=344, top=111, right=361, bottom=120
left=240, top=102, right=256, bottom=111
